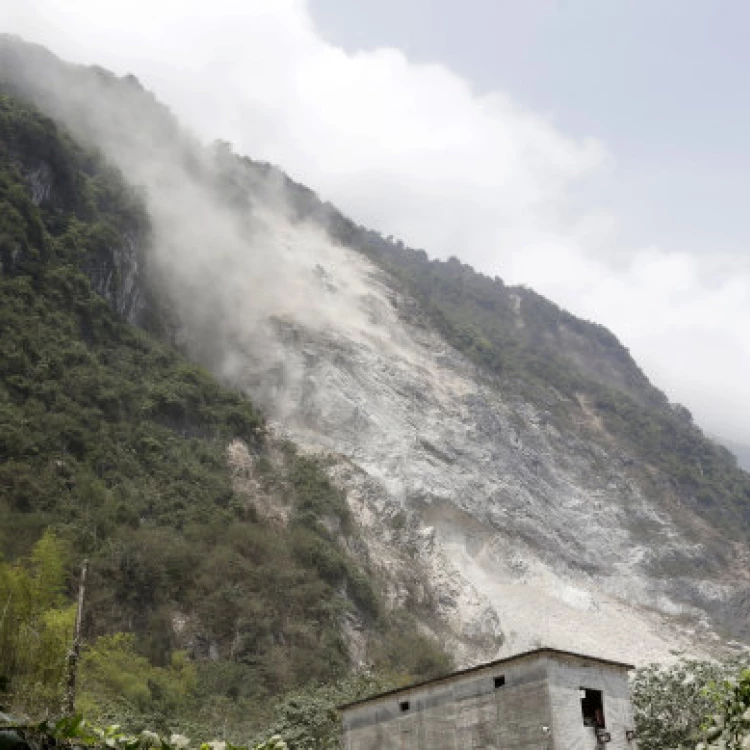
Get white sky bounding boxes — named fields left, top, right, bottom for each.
left=3, top=0, right=749, bottom=447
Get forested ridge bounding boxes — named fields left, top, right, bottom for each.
left=0, top=87, right=448, bottom=741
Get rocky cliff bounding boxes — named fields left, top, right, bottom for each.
left=2, top=34, right=749, bottom=668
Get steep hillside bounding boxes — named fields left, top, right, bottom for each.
left=2, top=33, right=749, bottom=676
left=268, top=163, right=750, bottom=541
left=0, top=75, right=448, bottom=732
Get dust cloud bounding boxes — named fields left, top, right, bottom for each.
left=0, top=35, right=407, bottom=407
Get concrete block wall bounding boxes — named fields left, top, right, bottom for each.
left=344, top=654, right=554, bottom=749
left=546, top=656, right=637, bottom=750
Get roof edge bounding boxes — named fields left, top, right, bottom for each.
left=339, top=647, right=635, bottom=711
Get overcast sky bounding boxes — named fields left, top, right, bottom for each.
left=4, top=0, right=750, bottom=448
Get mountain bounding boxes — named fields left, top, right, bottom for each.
left=1, top=32, right=750, bottom=699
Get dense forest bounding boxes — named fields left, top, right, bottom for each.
left=0, top=87, right=449, bottom=741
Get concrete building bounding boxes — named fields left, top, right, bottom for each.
left=341, top=648, right=638, bottom=749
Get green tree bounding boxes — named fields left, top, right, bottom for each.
left=78, top=634, right=196, bottom=730
left=0, top=531, right=73, bottom=713
left=632, top=655, right=750, bottom=750
left=695, top=666, right=750, bottom=749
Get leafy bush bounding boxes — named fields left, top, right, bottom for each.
left=0, top=714, right=289, bottom=750
left=695, top=667, right=750, bottom=750
left=632, top=655, right=750, bottom=750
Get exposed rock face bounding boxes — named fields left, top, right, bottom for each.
left=77, top=227, right=148, bottom=325
left=25, top=162, right=54, bottom=205
left=221, top=223, right=721, bottom=666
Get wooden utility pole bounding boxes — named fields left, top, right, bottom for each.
left=62, top=559, right=88, bottom=717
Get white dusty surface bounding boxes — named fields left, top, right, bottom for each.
left=209, top=216, right=721, bottom=666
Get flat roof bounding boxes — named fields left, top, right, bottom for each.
left=339, top=647, right=635, bottom=711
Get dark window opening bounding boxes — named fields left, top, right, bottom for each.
left=580, top=688, right=605, bottom=728
left=399, top=700, right=410, bottom=712
left=494, top=675, right=506, bottom=689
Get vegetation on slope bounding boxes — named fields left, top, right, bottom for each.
left=0, top=87, right=450, bottom=740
